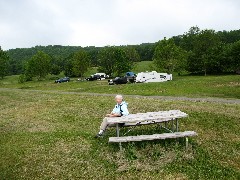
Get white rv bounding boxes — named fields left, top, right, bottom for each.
left=136, top=71, right=172, bottom=83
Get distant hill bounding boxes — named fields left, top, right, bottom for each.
left=5, top=28, right=240, bottom=75
left=6, top=43, right=156, bottom=75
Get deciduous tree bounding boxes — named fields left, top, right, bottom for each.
left=153, top=38, right=187, bottom=74
left=72, top=50, right=90, bottom=78
left=98, top=46, right=134, bottom=76
left=189, top=29, right=221, bottom=75
left=228, top=40, right=240, bottom=73
left=0, top=47, right=9, bottom=79
left=25, top=51, right=51, bottom=80
left=123, top=46, right=140, bottom=62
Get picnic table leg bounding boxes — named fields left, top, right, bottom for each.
left=171, top=119, right=174, bottom=132
left=175, top=118, right=179, bottom=145
left=176, top=118, right=179, bottom=132
left=116, top=123, right=122, bottom=151
left=186, top=137, right=189, bottom=149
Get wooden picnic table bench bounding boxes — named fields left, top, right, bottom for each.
left=105, top=110, right=197, bottom=150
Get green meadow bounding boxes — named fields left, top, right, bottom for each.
left=0, top=73, right=240, bottom=179
left=0, top=74, right=239, bottom=99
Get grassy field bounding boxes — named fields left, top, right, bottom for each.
left=0, top=70, right=240, bottom=179
left=132, top=61, right=154, bottom=73
left=0, top=74, right=239, bottom=99
left=0, top=87, right=240, bottom=179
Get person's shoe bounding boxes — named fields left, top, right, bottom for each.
left=95, top=133, right=103, bottom=138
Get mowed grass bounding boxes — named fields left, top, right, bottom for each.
left=132, top=61, right=154, bottom=73
left=0, top=89, right=239, bottom=179
left=0, top=74, right=239, bottom=99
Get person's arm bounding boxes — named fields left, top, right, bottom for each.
left=110, top=113, right=121, bottom=117
left=106, top=105, right=121, bottom=117
left=106, top=113, right=121, bottom=117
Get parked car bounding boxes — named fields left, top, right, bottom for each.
left=108, top=77, right=128, bottom=85
left=55, top=77, right=70, bottom=83
left=86, top=74, right=101, bottom=81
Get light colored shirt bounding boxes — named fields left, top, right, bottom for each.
left=112, top=101, right=129, bottom=116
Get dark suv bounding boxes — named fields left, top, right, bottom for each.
left=108, top=77, right=128, bottom=85
left=55, top=77, right=70, bottom=83
left=86, top=74, right=101, bottom=81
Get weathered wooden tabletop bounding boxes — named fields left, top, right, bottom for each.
left=106, top=110, right=188, bottom=124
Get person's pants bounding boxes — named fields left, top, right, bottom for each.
left=100, top=118, right=115, bottom=131
left=100, top=118, right=125, bottom=131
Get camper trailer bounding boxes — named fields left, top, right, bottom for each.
left=136, top=71, right=172, bottom=83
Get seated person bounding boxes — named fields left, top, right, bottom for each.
left=95, top=95, right=129, bottom=138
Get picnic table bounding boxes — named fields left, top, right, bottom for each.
left=105, top=110, right=197, bottom=150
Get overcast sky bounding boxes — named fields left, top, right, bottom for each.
left=0, top=0, right=240, bottom=50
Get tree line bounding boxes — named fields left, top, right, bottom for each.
left=17, top=46, right=140, bottom=82
left=0, top=26, right=240, bottom=81
left=169, top=27, right=240, bottom=75
left=4, top=44, right=152, bottom=76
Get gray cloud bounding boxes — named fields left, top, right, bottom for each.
left=0, top=0, right=240, bottom=50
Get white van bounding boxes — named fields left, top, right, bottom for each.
left=94, top=73, right=109, bottom=80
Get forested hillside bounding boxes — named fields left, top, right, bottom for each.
left=1, top=26, right=240, bottom=80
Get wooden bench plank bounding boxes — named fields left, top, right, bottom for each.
left=109, top=131, right=197, bottom=143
